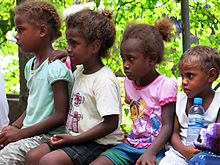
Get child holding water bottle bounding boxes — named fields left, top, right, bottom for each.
left=159, top=45, right=220, bottom=164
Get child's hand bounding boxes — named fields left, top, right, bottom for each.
left=49, top=50, right=68, bottom=63
left=183, top=145, right=202, bottom=161
left=135, top=150, right=157, bottom=165
left=1, top=125, right=19, bottom=133
left=0, top=129, right=23, bottom=147
left=50, top=134, right=73, bottom=148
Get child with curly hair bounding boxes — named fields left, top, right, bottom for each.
left=0, top=1, right=73, bottom=164
left=25, top=9, right=124, bottom=165
left=91, top=17, right=178, bottom=165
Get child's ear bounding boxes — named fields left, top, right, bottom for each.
left=208, top=68, right=218, bottom=82
left=91, top=40, right=101, bottom=54
left=148, top=53, right=158, bottom=64
left=39, top=24, right=48, bottom=37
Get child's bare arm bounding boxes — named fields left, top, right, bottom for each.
left=22, top=80, right=69, bottom=135
left=49, top=50, right=68, bottom=63
left=171, top=115, right=186, bottom=152
left=136, top=102, right=175, bottom=165
left=0, top=80, right=69, bottom=146
left=49, top=50, right=77, bottom=72
left=11, top=111, right=26, bottom=128
left=50, top=114, right=119, bottom=147
left=171, top=115, right=201, bottom=161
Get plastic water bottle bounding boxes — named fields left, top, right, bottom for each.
left=186, top=97, right=205, bottom=145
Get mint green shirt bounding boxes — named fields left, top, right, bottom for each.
left=23, top=57, right=74, bottom=135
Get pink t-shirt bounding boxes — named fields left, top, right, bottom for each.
left=124, top=74, right=178, bottom=148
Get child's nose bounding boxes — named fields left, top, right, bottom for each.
left=182, top=78, right=188, bottom=86
left=66, top=46, right=72, bottom=53
left=15, top=33, right=19, bottom=40
left=123, top=61, right=129, bottom=70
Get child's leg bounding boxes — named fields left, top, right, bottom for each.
left=40, top=141, right=112, bottom=165
left=25, top=143, right=52, bottom=165
left=159, top=147, right=188, bottom=165
left=90, top=155, right=114, bottom=165
left=0, top=135, right=48, bottom=164
left=93, top=143, right=147, bottom=165
left=39, top=149, right=73, bottom=165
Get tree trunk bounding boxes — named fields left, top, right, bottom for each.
left=181, top=0, right=190, bottom=52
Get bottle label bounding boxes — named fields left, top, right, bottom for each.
left=188, top=114, right=204, bottom=128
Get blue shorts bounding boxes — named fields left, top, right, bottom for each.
left=101, top=143, right=165, bottom=165
left=189, top=152, right=220, bottom=165
left=47, top=141, right=112, bottom=165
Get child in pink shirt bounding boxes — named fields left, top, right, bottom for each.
left=91, top=17, right=178, bottom=165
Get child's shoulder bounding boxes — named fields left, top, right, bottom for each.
left=48, top=59, right=71, bottom=72
left=93, top=66, right=118, bottom=85
left=215, top=91, right=220, bottom=97
left=177, top=91, right=187, bottom=100
left=159, top=74, right=177, bottom=84
left=212, top=91, right=220, bottom=106
left=48, top=59, right=73, bottom=83
left=76, top=65, right=116, bottom=79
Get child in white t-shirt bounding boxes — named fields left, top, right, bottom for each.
left=160, top=45, right=220, bottom=165
left=25, top=9, right=123, bottom=165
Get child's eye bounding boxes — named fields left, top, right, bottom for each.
left=187, top=73, right=194, bottom=79
left=16, top=27, right=23, bottom=33
left=67, top=40, right=76, bottom=47
left=128, top=57, right=134, bottom=61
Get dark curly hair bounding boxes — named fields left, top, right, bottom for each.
left=180, top=45, right=220, bottom=77
left=121, top=17, right=174, bottom=64
left=65, top=9, right=116, bottom=58
left=14, top=1, right=62, bottom=42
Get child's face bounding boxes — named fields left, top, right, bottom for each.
left=14, top=15, right=41, bottom=53
left=121, top=38, right=152, bottom=81
left=66, top=28, right=92, bottom=66
left=179, top=61, right=210, bottom=98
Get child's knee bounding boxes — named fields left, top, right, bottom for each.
left=39, top=155, right=52, bottom=165
left=90, top=155, right=114, bottom=165
left=25, top=149, right=38, bottom=163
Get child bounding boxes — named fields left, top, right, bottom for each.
left=0, top=1, right=73, bottom=164
left=24, top=9, right=124, bottom=165
left=159, top=45, right=220, bottom=165
left=91, top=17, right=178, bottom=165
left=0, top=72, right=9, bottom=132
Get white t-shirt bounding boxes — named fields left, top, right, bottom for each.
left=66, top=65, right=124, bottom=145
left=176, top=91, right=220, bottom=145
left=0, top=72, right=9, bottom=131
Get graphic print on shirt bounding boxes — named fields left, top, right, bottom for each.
left=66, top=93, right=84, bottom=133
left=73, top=92, right=85, bottom=106
left=130, top=97, right=161, bottom=137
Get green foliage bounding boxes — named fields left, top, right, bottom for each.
left=0, top=0, right=219, bottom=133
left=0, top=0, right=15, bottom=53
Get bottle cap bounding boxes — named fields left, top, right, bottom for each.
left=194, top=97, right=202, bottom=105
